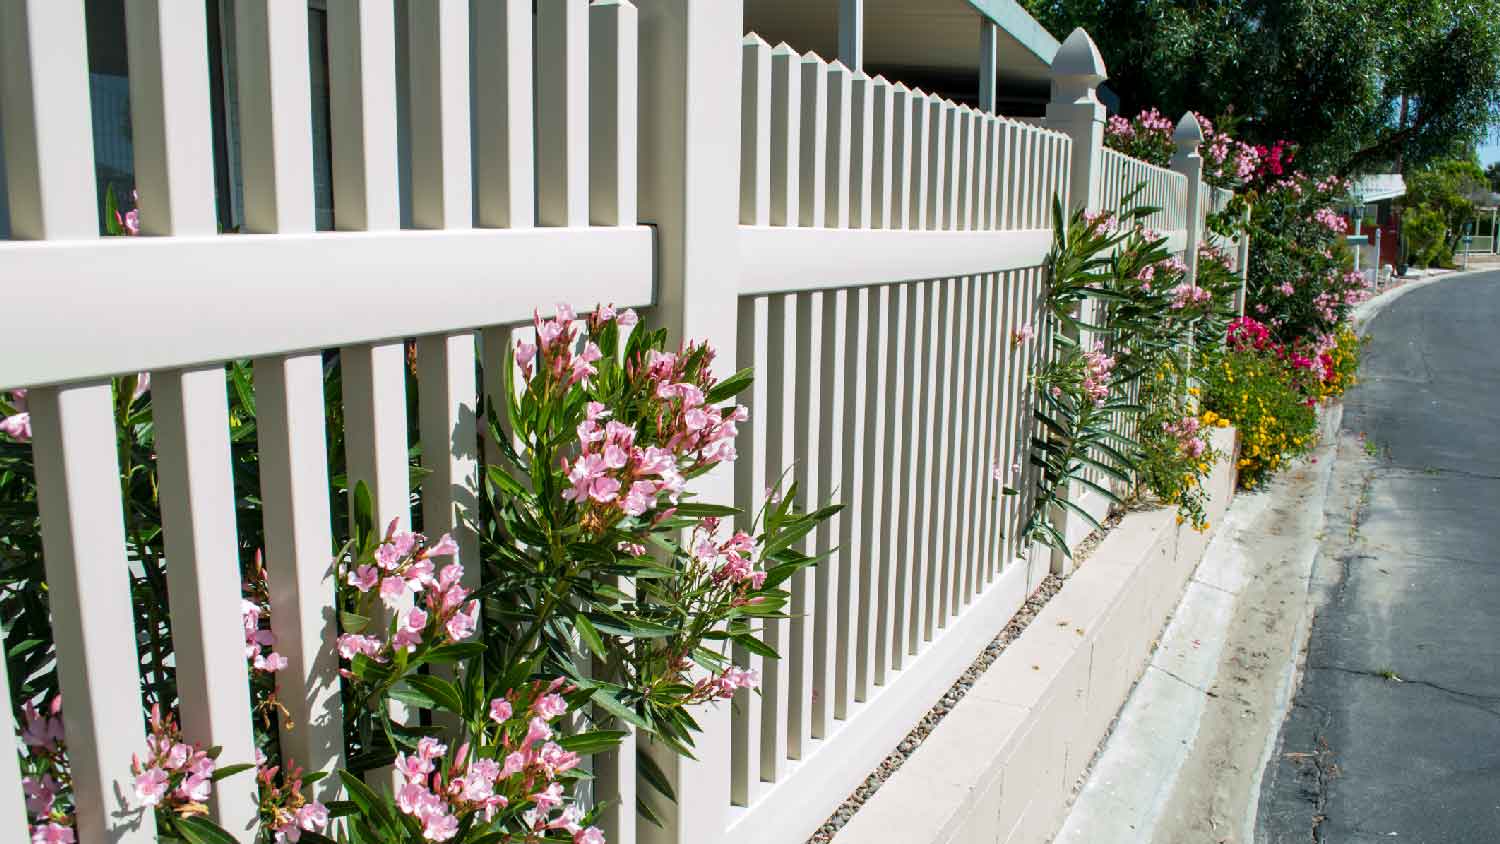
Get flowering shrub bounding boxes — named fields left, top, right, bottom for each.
left=1104, top=109, right=1259, bottom=190
left=1242, top=171, right=1370, bottom=343
left=1135, top=385, right=1223, bottom=531
left=1199, top=319, right=1322, bottom=488
left=1315, top=325, right=1363, bottom=399
left=1022, top=196, right=1237, bottom=548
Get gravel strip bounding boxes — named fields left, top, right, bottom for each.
left=805, top=511, right=1129, bottom=843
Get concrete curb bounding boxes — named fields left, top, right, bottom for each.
left=1052, top=401, right=1344, bottom=844
left=1353, top=265, right=1492, bottom=333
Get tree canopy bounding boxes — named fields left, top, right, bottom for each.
left=1019, top=0, right=1500, bottom=175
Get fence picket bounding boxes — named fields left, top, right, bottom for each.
left=959, top=108, right=975, bottom=231
left=31, top=387, right=159, bottom=844
left=908, top=90, right=930, bottom=231
left=153, top=368, right=260, bottom=840
left=907, top=282, right=933, bottom=649
left=857, top=284, right=891, bottom=697
left=972, top=115, right=984, bottom=229
left=885, top=282, right=915, bottom=670
left=473, top=0, right=535, bottom=228
left=769, top=43, right=802, bottom=227
left=924, top=280, right=953, bottom=629
left=925, top=96, right=946, bottom=230
left=812, top=289, right=844, bottom=734
left=234, top=1, right=344, bottom=798
left=761, top=295, right=796, bottom=779
left=849, top=73, right=875, bottom=229
left=731, top=296, right=767, bottom=805
left=797, top=53, right=828, bottom=228
left=408, top=1, right=472, bottom=229
left=834, top=287, right=868, bottom=717
left=741, top=35, right=773, bottom=226
left=825, top=62, right=853, bottom=228
left=858, top=287, right=876, bottom=704
left=790, top=291, right=822, bottom=752
left=889, top=84, right=913, bottom=231
left=0, top=7, right=148, bottom=840
left=255, top=355, right=343, bottom=795
left=125, top=4, right=259, bottom=835
left=329, top=0, right=401, bottom=230
left=869, top=77, right=894, bottom=229
left=592, top=0, right=638, bottom=226
left=537, top=0, right=589, bottom=226
left=943, top=104, right=961, bottom=230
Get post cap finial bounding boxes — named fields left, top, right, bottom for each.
left=1174, top=112, right=1205, bottom=148
left=1053, top=28, right=1106, bottom=83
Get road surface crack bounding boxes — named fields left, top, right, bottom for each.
left=1307, top=664, right=1500, bottom=711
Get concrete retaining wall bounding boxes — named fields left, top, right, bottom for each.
left=834, top=425, right=1240, bottom=844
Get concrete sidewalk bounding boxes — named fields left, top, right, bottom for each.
left=1053, top=415, right=1339, bottom=844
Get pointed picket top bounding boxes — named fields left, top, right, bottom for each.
left=827, top=58, right=851, bottom=76
left=1052, top=28, right=1106, bottom=84
left=1173, top=111, right=1205, bottom=150
left=772, top=41, right=799, bottom=58
left=743, top=31, right=770, bottom=49
left=802, top=50, right=827, bottom=67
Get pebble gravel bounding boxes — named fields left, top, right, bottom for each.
left=805, top=511, right=1125, bottom=843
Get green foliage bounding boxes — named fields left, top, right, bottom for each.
left=1402, top=206, right=1446, bottom=267
left=1018, top=0, right=1500, bottom=174
left=1403, top=157, right=1486, bottom=260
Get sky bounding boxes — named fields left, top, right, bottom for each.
left=1482, top=140, right=1500, bottom=167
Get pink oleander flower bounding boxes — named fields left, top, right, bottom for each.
left=1011, top=323, right=1036, bottom=347
left=533, top=693, right=569, bottom=719
left=21, top=696, right=65, bottom=750
left=0, top=411, right=31, bottom=441
left=31, top=823, right=75, bottom=844
left=133, top=767, right=169, bottom=807
left=1311, top=207, right=1348, bottom=234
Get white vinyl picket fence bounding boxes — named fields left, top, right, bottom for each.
left=0, top=3, right=1233, bottom=844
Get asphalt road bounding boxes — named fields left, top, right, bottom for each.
left=1257, top=273, right=1500, bottom=842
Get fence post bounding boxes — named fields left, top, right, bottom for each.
left=1236, top=204, right=1251, bottom=314
left=1045, top=28, right=1106, bottom=215
left=1171, top=112, right=1204, bottom=286
left=1043, top=29, right=1106, bottom=575
left=635, top=0, right=741, bottom=841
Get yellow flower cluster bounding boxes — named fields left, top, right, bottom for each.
left=1200, top=348, right=1320, bottom=490
left=1315, top=326, right=1363, bottom=399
